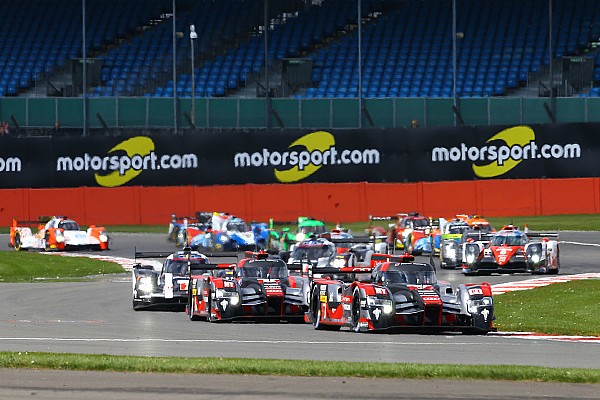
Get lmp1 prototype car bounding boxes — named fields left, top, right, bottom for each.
left=186, top=252, right=309, bottom=322
left=132, top=249, right=237, bottom=310
left=461, top=225, right=560, bottom=275
left=438, top=219, right=472, bottom=269
left=10, top=216, right=109, bottom=251
left=306, top=262, right=495, bottom=334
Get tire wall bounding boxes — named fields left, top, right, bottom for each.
left=0, top=177, right=597, bottom=227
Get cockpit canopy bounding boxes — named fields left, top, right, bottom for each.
left=291, top=243, right=335, bottom=261
left=491, top=232, right=528, bottom=246
left=375, top=263, right=437, bottom=286
left=56, top=219, right=80, bottom=231
left=238, top=260, right=288, bottom=279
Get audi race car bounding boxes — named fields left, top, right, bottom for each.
left=186, top=251, right=309, bottom=322
left=10, top=216, right=109, bottom=251
left=306, top=262, right=495, bottom=334
left=461, top=225, right=560, bottom=275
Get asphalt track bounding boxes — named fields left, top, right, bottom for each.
left=1, top=231, right=600, bottom=399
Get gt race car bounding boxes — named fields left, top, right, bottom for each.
left=461, top=225, right=560, bottom=275
left=10, top=216, right=109, bottom=251
left=186, top=252, right=309, bottom=322
left=306, top=262, right=494, bottom=334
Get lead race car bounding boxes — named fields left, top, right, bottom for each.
left=10, top=216, right=109, bottom=251
left=461, top=225, right=560, bottom=275
left=186, top=251, right=309, bottom=322
left=306, top=261, right=494, bottom=334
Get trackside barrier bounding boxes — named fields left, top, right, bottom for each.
left=0, top=177, right=598, bottom=227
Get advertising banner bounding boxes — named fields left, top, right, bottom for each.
left=0, top=123, right=593, bottom=188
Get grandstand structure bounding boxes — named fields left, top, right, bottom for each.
left=2, top=0, right=600, bottom=131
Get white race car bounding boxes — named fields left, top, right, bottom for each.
left=10, top=216, right=109, bottom=251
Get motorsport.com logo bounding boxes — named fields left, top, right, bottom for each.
left=431, top=141, right=581, bottom=165
left=56, top=151, right=198, bottom=175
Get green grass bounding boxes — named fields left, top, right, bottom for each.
left=1, top=352, right=599, bottom=383
left=494, top=279, right=600, bottom=336
left=0, top=252, right=124, bottom=282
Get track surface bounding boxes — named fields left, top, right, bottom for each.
left=1, top=232, right=599, bottom=399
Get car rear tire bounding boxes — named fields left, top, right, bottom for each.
left=351, top=288, right=362, bottom=333
left=13, top=233, right=22, bottom=251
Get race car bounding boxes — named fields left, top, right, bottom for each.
left=438, top=219, right=472, bottom=269
left=461, top=225, right=560, bottom=275
left=305, top=261, right=495, bottom=334
left=286, top=236, right=337, bottom=267
left=372, top=212, right=438, bottom=255
left=456, top=214, right=496, bottom=233
left=188, top=215, right=256, bottom=252
left=186, top=251, right=309, bottom=322
left=167, top=212, right=211, bottom=247
left=132, top=249, right=235, bottom=311
left=10, top=216, right=109, bottom=251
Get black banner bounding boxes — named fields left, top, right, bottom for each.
left=0, top=123, right=595, bottom=188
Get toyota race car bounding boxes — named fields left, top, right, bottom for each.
left=10, top=216, right=109, bottom=251
left=306, top=262, right=495, bottom=334
left=461, top=225, right=560, bottom=275
left=186, top=251, right=309, bottom=322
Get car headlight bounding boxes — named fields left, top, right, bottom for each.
left=138, top=276, right=153, bottom=293
left=99, top=233, right=108, bottom=243
left=468, top=297, right=493, bottom=313
left=445, top=248, right=456, bottom=258
left=466, top=254, right=476, bottom=264
left=530, top=254, right=541, bottom=263
left=219, top=236, right=229, bottom=244
left=215, top=288, right=240, bottom=305
left=55, top=231, right=65, bottom=243
left=366, top=296, right=393, bottom=313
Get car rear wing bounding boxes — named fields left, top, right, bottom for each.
left=308, top=265, right=375, bottom=279
left=526, top=231, right=560, bottom=240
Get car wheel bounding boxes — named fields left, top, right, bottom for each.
left=351, top=288, right=362, bottom=333
left=548, top=247, right=560, bottom=275
left=132, top=299, right=143, bottom=311
left=188, top=293, right=201, bottom=321
left=406, top=235, right=418, bottom=255
left=44, top=232, right=52, bottom=252
left=206, top=293, right=215, bottom=322
left=13, top=233, right=22, bottom=251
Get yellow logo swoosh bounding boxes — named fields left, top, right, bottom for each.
left=473, top=125, right=535, bottom=178
left=95, top=136, right=155, bottom=187
left=275, top=131, right=335, bottom=183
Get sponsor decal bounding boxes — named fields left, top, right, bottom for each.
left=0, top=156, right=21, bottom=173
left=55, top=136, right=198, bottom=187
left=481, top=308, right=490, bottom=322
left=233, top=131, right=381, bottom=183
left=431, top=126, right=581, bottom=178
left=467, top=287, right=483, bottom=296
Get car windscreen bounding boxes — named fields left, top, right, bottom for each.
left=387, top=265, right=437, bottom=285
left=491, top=234, right=527, bottom=246
left=291, top=245, right=334, bottom=261
left=58, top=221, right=80, bottom=231
left=240, top=260, right=288, bottom=278
left=164, top=259, right=207, bottom=276
left=226, top=222, right=247, bottom=232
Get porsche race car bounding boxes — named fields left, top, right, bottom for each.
left=306, top=261, right=494, bottom=334
left=132, top=249, right=236, bottom=310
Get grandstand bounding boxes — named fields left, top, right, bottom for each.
left=2, top=0, right=600, bottom=130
